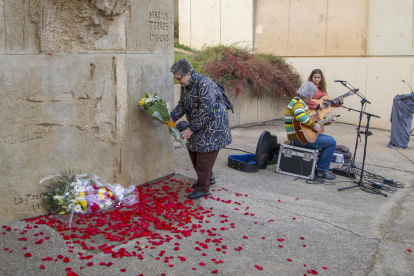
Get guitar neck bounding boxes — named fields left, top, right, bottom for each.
left=332, top=91, right=353, bottom=103
left=319, top=116, right=336, bottom=126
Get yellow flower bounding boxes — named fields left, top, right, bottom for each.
left=79, top=201, right=87, bottom=209
left=98, top=193, right=105, bottom=200
left=139, top=98, right=145, bottom=106
left=108, top=191, right=113, bottom=197
left=79, top=192, right=85, bottom=197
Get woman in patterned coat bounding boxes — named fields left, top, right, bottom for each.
left=169, top=59, right=232, bottom=199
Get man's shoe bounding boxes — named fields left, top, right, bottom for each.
left=192, top=174, right=215, bottom=188
left=188, top=190, right=209, bottom=199
left=316, top=170, right=336, bottom=180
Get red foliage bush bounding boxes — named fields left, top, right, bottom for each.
left=196, top=46, right=301, bottom=99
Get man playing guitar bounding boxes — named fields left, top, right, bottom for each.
left=284, top=82, right=338, bottom=180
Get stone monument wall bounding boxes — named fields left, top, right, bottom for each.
left=0, top=0, right=174, bottom=223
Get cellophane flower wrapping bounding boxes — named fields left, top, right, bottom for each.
left=41, top=172, right=139, bottom=227
left=138, top=93, right=187, bottom=148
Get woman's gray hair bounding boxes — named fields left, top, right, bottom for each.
left=170, top=59, right=193, bottom=76
left=297, top=81, right=317, bottom=99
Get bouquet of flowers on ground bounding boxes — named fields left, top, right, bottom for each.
left=41, top=171, right=139, bottom=224
left=139, top=93, right=187, bottom=147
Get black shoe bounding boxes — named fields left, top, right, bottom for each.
left=192, top=174, right=216, bottom=188
left=316, top=170, right=336, bottom=180
left=188, top=190, right=209, bottom=199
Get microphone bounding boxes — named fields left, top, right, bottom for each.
left=334, top=79, right=346, bottom=83
left=402, top=80, right=414, bottom=93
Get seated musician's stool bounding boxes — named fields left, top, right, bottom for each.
left=276, top=143, right=318, bottom=179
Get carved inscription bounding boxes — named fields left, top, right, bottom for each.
left=14, top=194, right=45, bottom=211
left=148, top=10, right=169, bottom=42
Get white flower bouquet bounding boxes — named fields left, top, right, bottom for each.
left=41, top=171, right=139, bottom=217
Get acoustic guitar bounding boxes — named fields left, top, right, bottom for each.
left=309, top=90, right=356, bottom=118
left=293, top=114, right=340, bottom=145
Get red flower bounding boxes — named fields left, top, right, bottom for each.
left=90, top=204, right=99, bottom=213
left=25, top=253, right=32, bottom=257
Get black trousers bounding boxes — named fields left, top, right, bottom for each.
left=187, top=149, right=219, bottom=192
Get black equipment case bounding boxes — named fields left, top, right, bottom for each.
left=227, top=131, right=279, bottom=172
left=276, top=144, right=318, bottom=179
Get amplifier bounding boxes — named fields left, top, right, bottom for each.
left=276, top=144, right=318, bottom=180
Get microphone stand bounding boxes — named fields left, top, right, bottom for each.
left=337, top=106, right=385, bottom=196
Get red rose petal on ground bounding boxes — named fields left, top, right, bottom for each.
left=174, top=247, right=179, bottom=251
left=322, top=267, right=327, bottom=270
left=278, top=245, right=283, bottom=248
left=63, top=257, right=70, bottom=263
left=39, top=265, right=45, bottom=269
left=87, top=262, right=93, bottom=266
left=22, top=247, right=27, bottom=250
left=192, top=268, right=196, bottom=270
left=407, top=249, right=412, bottom=252
left=99, top=262, right=106, bottom=266
left=287, top=258, right=292, bottom=262
left=212, top=270, right=218, bottom=273
left=300, top=237, right=305, bottom=240
left=302, top=245, right=307, bottom=247
left=242, top=236, right=248, bottom=239
left=199, top=262, right=206, bottom=266
left=57, top=255, right=63, bottom=259
left=278, top=238, right=284, bottom=242
left=261, top=237, right=265, bottom=239
left=25, top=253, right=32, bottom=257
left=169, top=264, right=174, bottom=267
left=120, top=269, right=126, bottom=272
left=178, top=256, right=186, bottom=261
left=254, top=265, right=263, bottom=270
left=65, top=268, right=72, bottom=271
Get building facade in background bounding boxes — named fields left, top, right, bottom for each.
left=178, top=0, right=414, bottom=130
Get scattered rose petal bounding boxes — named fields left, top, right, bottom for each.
left=65, top=268, right=72, bottom=271
left=63, top=257, right=70, bottom=263
left=278, top=245, right=283, bottom=248
left=242, top=236, right=248, bottom=239
left=300, top=237, right=305, bottom=240
left=25, top=253, right=32, bottom=257
left=302, top=245, right=307, bottom=247
left=199, top=262, right=206, bottom=266
left=287, top=258, right=292, bottom=262
left=278, top=238, right=284, bottom=242
left=87, top=262, right=93, bottom=266
left=407, top=249, right=412, bottom=252
left=39, top=265, right=45, bottom=269
left=212, top=270, right=218, bottom=274
left=120, top=269, right=126, bottom=272
left=322, top=267, right=327, bottom=270
left=254, top=265, right=263, bottom=270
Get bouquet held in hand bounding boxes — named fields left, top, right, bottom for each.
left=139, top=93, right=187, bottom=147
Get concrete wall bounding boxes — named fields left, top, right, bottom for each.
left=0, top=0, right=175, bottom=223
left=179, top=0, right=253, bottom=49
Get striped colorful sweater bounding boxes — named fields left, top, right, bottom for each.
left=285, top=97, right=316, bottom=141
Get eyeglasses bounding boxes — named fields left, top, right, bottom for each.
left=174, top=76, right=184, bottom=82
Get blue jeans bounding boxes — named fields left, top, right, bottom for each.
left=292, top=134, right=336, bottom=172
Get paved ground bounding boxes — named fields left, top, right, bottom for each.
left=0, top=121, right=413, bottom=276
